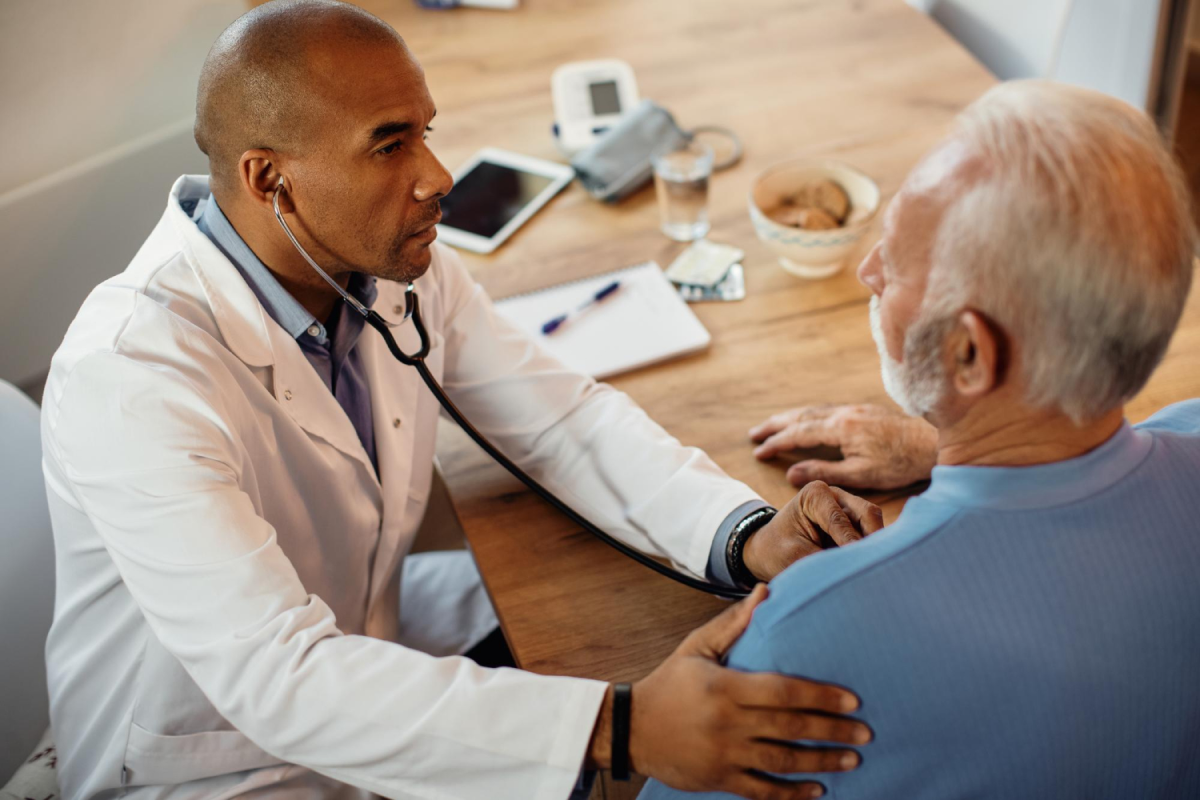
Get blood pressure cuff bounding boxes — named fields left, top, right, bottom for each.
left=571, top=99, right=689, bottom=203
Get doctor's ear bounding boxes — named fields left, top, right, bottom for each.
left=237, top=150, right=290, bottom=211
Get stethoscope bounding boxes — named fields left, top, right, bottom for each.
left=273, top=180, right=749, bottom=599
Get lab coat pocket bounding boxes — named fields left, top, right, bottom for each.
left=123, top=723, right=286, bottom=786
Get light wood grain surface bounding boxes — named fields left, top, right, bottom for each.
left=373, top=0, right=990, bottom=664
left=359, top=0, right=1200, bottom=793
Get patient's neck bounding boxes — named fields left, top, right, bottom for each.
left=935, top=402, right=1126, bottom=468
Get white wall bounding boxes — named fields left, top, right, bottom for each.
left=909, top=0, right=1165, bottom=111
left=0, top=0, right=246, bottom=386
left=0, top=1, right=246, bottom=195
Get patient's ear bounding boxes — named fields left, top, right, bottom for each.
left=949, top=310, right=1003, bottom=399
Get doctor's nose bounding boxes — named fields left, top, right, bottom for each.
left=415, top=153, right=454, bottom=203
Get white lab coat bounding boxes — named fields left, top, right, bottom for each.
left=39, top=176, right=761, bottom=800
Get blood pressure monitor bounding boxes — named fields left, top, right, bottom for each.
left=551, top=59, right=639, bottom=156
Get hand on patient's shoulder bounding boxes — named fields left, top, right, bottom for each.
left=744, top=482, right=884, bottom=582
left=622, top=584, right=870, bottom=800
left=750, top=404, right=938, bottom=490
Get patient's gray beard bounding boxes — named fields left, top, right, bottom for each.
left=869, top=295, right=947, bottom=418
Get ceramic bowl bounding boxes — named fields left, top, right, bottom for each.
left=748, top=159, right=881, bottom=279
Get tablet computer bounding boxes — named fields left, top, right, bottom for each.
left=436, top=148, right=575, bottom=254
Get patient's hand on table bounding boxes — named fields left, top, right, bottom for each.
left=750, top=403, right=938, bottom=490
left=744, top=481, right=884, bottom=581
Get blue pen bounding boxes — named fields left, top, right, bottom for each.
left=542, top=280, right=622, bottom=335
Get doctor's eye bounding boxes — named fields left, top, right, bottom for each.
left=377, top=127, right=433, bottom=156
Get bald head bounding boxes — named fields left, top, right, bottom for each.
left=194, top=0, right=408, bottom=196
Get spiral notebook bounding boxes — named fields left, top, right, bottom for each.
left=493, top=261, right=711, bottom=379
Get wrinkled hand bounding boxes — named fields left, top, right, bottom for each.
left=623, top=584, right=871, bottom=799
left=750, top=404, right=938, bottom=490
left=743, top=482, right=883, bottom=581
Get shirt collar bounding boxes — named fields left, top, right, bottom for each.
left=194, top=195, right=377, bottom=345
left=918, top=421, right=1153, bottom=511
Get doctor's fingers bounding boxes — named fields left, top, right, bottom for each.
left=830, top=487, right=885, bottom=535
left=753, top=421, right=841, bottom=460
left=748, top=406, right=836, bottom=443
left=737, top=740, right=861, bottom=779
left=723, top=671, right=859, bottom=715
left=736, top=708, right=872, bottom=746
left=724, top=772, right=827, bottom=800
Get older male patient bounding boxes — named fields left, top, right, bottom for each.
left=643, top=80, right=1200, bottom=800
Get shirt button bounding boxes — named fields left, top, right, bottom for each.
left=392, top=418, right=402, bottom=428
left=283, top=389, right=293, bottom=401
left=307, top=324, right=320, bottom=337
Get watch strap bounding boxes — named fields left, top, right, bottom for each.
left=726, top=507, right=777, bottom=589
left=611, top=683, right=633, bottom=780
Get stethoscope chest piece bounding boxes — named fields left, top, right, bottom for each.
left=366, top=286, right=430, bottom=367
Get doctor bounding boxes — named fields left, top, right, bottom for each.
left=40, top=2, right=877, bottom=799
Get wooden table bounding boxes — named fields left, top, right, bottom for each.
left=366, top=0, right=1200, bottom=794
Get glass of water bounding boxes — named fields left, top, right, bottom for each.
left=652, top=139, right=713, bottom=241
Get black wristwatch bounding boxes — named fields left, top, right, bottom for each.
left=725, top=507, right=777, bottom=589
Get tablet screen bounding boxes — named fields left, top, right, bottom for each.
left=439, top=160, right=555, bottom=240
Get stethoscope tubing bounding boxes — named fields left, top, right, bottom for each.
left=363, top=303, right=749, bottom=599
left=274, top=182, right=749, bottom=599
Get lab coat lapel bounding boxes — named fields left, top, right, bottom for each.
left=265, top=322, right=383, bottom=488
left=359, top=285, right=425, bottom=603
left=171, top=175, right=382, bottom=485
left=168, top=176, right=272, bottom=370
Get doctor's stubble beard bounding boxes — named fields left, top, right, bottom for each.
left=869, top=294, right=951, bottom=419
left=377, top=199, right=443, bottom=284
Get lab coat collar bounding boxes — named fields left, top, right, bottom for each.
left=372, top=285, right=415, bottom=327
left=167, top=175, right=416, bottom=359
left=165, top=175, right=390, bottom=483
left=163, top=175, right=439, bottom=502
left=167, top=175, right=275, bottom=369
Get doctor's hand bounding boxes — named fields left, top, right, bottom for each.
left=743, top=482, right=884, bottom=582
left=750, top=404, right=938, bottom=490
left=592, top=583, right=869, bottom=799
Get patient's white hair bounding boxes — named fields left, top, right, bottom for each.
left=913, top=80, right=1196, bottom=423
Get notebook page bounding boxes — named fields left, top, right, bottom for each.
left=493, top=261, right=711, bottom=379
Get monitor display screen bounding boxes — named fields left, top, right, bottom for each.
left=588, top=80, right=622, bottom=116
